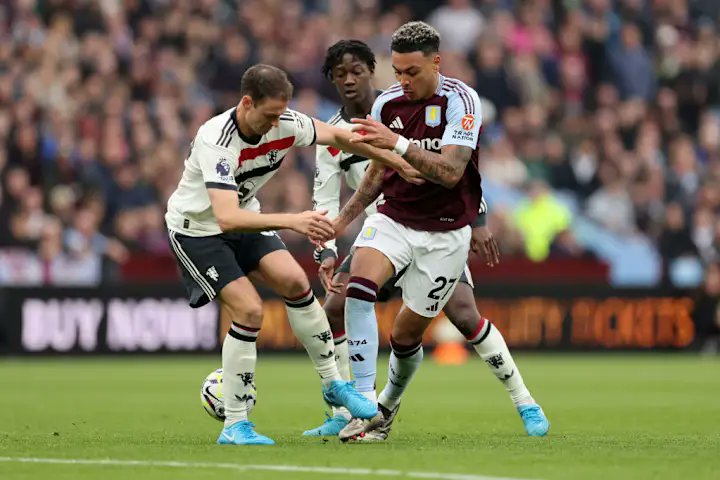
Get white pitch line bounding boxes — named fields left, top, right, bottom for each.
left=0, top=456, right=531, bottom=480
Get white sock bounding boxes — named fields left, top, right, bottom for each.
left=285, top=289, right=341, bottom=386
left=345, top=276, right=379, bottom=404
left=467, top=318, right=534, bottom=407
left=378, top=338, right=423, bottom=410
left=331, top=332, right=351, bottom=419
left=222, top=322, right=259, bottom=427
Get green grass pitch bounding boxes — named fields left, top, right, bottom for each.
left=1, top=353, right=718, bottom=480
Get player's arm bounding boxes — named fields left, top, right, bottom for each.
left=401, top=143, right=471, bottom=189
left=207, top=188, right=332, bottom=240
left=349, top=115, right=471, bottom=189
left=195, top=136, right=333, bottom=240
left=312, top=145, right=343, bottom=261
left=313, top=119, right=425, bottom=186
left=470, top=196, right=500, bottom=266
left=332, top=160, right=385, bottom=238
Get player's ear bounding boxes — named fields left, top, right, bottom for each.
left=240, top=95, right=254, bottom=109
left=432, top=54, right=440, bottom=72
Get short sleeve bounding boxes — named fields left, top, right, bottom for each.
left=441, top=88, right=483, bottom=150
left=196, top=137, right=238, bottom=191
left=284, top=109, right=317, bottom=147
left=370, top=95, right=384, bottom=122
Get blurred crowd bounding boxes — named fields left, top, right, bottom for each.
left=1, top=0, right=720, bottom=288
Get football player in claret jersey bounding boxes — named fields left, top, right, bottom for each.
left=319, top=24, right=549, bottom=440
left=165, top=64, right=422, bottom=445
left=304, top=40, right=544, bottom=440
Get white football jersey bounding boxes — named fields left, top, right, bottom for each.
left=166, top=107, right=316, bottom=236
left=312, top=108, right=378, bottom=252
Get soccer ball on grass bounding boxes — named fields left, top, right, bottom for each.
left=200, top=368, right=256, bottom=421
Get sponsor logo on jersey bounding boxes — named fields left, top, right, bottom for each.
left=425, top=106, right=441, bottom=127
left=389, top=116, right=404, bottom=130
left=408, top=137, right=442, bottom=151
left=461, top=114, right=475, bottom=131
left=237, top=180, right=256, bottom=203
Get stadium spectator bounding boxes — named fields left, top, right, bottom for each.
left=514, top=180, right=571, bottom=262
left=0, top=0, right=717, bottom=288
left=427, top=0, right=486, bottom=55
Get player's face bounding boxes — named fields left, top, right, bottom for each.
left=243, top=96, right=289, bottom=135
left=330, top=54, right=373, bottom=104
left=391, top=51, right=441, bottom=101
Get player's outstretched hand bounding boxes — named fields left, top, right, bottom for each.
left=350, top=115, right=398, bottom=150
left=471, top=226, right=500, bottom=267
left=318, top=257, right=343, bottom=294
left=291, top=209, right=335, bottom=243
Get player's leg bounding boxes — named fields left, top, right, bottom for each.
left=348, top=227, right=470, bottom=442
left=216, top=279, right=276, bottom=445
left=166, top=230, right=273, bottom=445
left=241, top=234, right=375, bottom=420
left=345, top=214, right=411, bottom=405
left=303, top=256, right=353, bottom=436
left=341, top=304, right=435, bottom=442
left=324, top=255, right=353, bottom=383
left=443, top=275, right=550, bottom=436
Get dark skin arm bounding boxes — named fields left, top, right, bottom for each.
left=471, top=225, right=501, bottom=267
left=330, top=160, right=385, bottom=239
left=350, top=115, right=472, bottom=189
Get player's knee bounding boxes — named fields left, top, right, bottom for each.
left=445, top=305, right=480, bottom=338
left=444, top=295, right=480, bottom=338
left=391, top=321, right=424, bottom=346
left=224, top=299, right=264, bottom=329
left=280, top=274, right=311, bottom=300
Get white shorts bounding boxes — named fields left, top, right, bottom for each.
left=353, top=213, right=471, bottom=318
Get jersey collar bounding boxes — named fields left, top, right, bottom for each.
left=435, top=74, right=446, bottom=95
left=231, top=107, right=262, bottom=145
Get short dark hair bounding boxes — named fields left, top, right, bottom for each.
left=240, top=64, right=293, bottom=103
left=391, top=21, right=440, bottom=55
left=321, top=40, right=376, bottom=79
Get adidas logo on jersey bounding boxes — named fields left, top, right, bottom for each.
left=389, top=116, right=404, bottom=130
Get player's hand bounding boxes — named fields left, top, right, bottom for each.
left=318, top=257, right=343, bottom=294
left=290, top=209, right=335, bottom=242
left=350, top=115, right=398, bottom=151
left=331, top=218, right=347, bottom=240
left=471, top=226, right=500, bottom=267
left=398, top=164, right=426, bottom=185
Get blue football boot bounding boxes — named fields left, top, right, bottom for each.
left=517, top=404, right=550, bottom=436
left=302, top=412, right=350, bottom=436
left=217, top=421, right=275, bottom=445
left=322, top=380, right=378, bottom=419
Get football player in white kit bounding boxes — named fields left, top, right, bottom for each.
left=303, top=40, right=548, bottom=440
left=165, top=64, right=423, bottom=445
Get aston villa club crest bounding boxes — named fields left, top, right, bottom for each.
left=425, top=105, right=441, bottom=127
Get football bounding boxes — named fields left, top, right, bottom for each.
left=200, top=368, right=256, bottom=421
